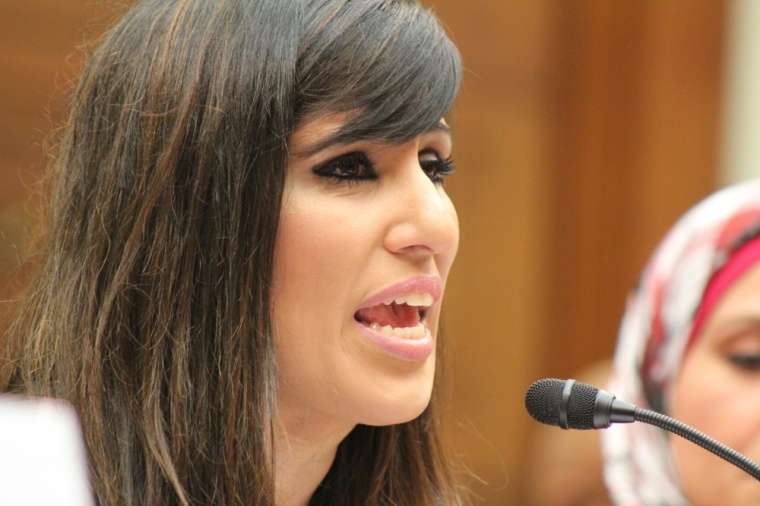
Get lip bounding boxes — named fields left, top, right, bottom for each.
left=354, top=321, right=434, bottom=361
left=353, top=276, right=442, bottom=361
left=356, top=276, right=443, bottom=309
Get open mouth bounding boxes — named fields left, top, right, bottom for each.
left=354, top=293, right=433, bottom=340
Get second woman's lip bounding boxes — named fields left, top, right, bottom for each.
left=357, top=276, right=443, bottom=310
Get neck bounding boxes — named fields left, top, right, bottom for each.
left=273, top=409, right=355, bottom=506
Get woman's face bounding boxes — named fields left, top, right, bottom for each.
left=272, top=114, right=459, bottom=433
left=671, top=261, right=760, bottom=506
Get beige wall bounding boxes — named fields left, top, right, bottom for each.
left=1, top=1, right=725, bottom=504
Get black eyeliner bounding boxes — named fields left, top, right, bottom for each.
left=728, top=354, right=760, bottom=371
left=420, top=155, right=457, bottom=184
left=311, top=151, right=378, bottom=183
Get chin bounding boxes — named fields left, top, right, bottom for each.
left=363, top=401, right=431, bottom=427
left=357, top=369, right=436, bottom=426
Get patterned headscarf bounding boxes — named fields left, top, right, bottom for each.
left=602, top=179, right=760, bottom=506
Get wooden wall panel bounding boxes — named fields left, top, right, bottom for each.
left=424, top=2, right=558, bottom=503
left=543, top=1, right=723, bottom=382
left=429, top=0, right=724, bottom=503
left=0, top=1, right=121, bottom=301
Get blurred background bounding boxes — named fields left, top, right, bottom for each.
left=1, top=0, right=758, bottom=504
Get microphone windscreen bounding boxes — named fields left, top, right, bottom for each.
left=566, top=381, right=597, bottom=429
left=524, top=378, right=600, bottom=429
left=524, top=378, right=564, bottom=426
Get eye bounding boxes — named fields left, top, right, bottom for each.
left=312, top=151, right=377, bottom=183
left=715, top=323, right=760, bottom=373
left=728, top=354, right=760, bottom=372
left=419, top=149, right=456, bottom=185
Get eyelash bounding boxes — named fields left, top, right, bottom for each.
left=313, top=152, right=377, bottom=184
left=421, top=156, right=457, bottom=184
left=312, top=151, right=457, bottom=185
left=728, top=354, right=760, bottom=372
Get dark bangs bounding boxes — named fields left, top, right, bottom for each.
left=295, top=0, right=462, bottom=152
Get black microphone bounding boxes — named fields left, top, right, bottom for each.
left=524, top=378, right=635, bottom=430
left=525, top=378, right=760, bottom=481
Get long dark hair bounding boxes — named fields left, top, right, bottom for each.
left=1, top=0, right=464, bottom=504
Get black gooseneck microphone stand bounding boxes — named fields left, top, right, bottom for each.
left=525, top=378, right=760, bottom=482
left=633, top=407, right=760, bottom=481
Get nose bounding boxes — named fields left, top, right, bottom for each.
left=383, top=155, right=459, bottom=257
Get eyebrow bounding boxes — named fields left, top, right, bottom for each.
left=296, top=120, right=452, bottom=158
left=431, top=121, right=451, bottom=134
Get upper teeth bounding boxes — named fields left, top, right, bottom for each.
left=392, top=293, right=434, bottom=307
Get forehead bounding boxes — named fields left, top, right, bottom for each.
left=289, top=113, right=349, bottom=157
left=700, top=262, right=760, bottom=337
left=717, top=264, right=760, bottom=312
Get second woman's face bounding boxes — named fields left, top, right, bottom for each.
left=272, top=114, right=459, bottom=433
left=671, top=261, right=760, bottom=506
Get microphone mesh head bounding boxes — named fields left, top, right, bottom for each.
left=524, top=378, right=601, bottom=429
left=524, top=378, right=564, bottom=426
left=566, top=381, right=597, bottom=430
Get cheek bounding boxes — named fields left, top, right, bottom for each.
left=271, top=199, right=371, bottom=404
left=278, top=212, right=344, bottom=290
left=670, top=353, right=760, bottom=504
left=672, top=353, right=760, bottom=440
left=275, top=201, right=378, bottom=309
left=672, top=354, right=735, bottom=441
left=272, top=193, right=384, bottom=365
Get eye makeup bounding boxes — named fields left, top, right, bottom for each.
left=311, top=148, right=456, bottom=186
left=711, top=320, right=760, bottom=372
left=311, top=151, right=378, bottom=183
left=419, top=149, right=456, bottom=185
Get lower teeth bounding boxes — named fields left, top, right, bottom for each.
left=368, top=322, right=425, bottom=339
